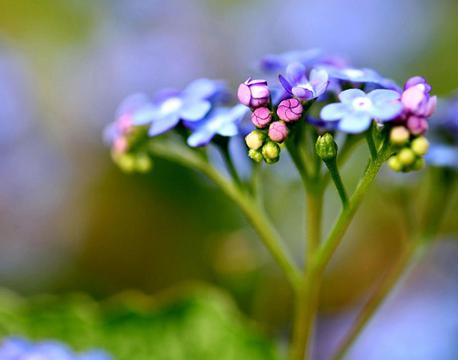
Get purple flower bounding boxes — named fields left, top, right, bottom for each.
left=186, top=104, right=249, bottom=147
left=279, top=63, right=329, bottom=101
left=260, top=49, right=348, bottom=73
left=320, top=88, right=403, bottom=133
left=321, top=65, right=401, bottom=91
left=277, top=98, right=304, bottom=122
left=133, top=78, right=228, bottom=136
left=237, top=78, right=271, bottom=108
left=0, top=337, right=112, bottom=360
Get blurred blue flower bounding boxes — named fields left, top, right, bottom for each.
left=186, top=104, right=250, bottom=147
left=259, top=49, right=347, bottom=73
left=320, top=88, right=402, bottom=133
left=0, top=337, right=112, bottom=360
left=425, top=94, right=458, bottom=169
left=132, top=78, right=228, bottom=136
left=279, top=63, right=329, bottom=101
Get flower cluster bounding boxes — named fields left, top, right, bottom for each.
left=0, top=337, right=112, bottom=360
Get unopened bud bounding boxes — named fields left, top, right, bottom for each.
left=245, top=130, right=266, bottom=150
left=251, top=107, right=272, bottom=128
left=388, top=156, right=403, bottom=172
left=398, top=148, right=416, bottom=166
left=390, top=126, right=410, bottom=146
left=412, top=157, right=425, bottom=171
left=248, top=149, right=263, bottom=163
left=315, top=133, right=337, bottom=161
left=136, top=154, right=153, bottom=173
left=268, top=121, right=289, bottom=143
left=262, top=141, right=280, bottom=163
left=117, top=154, right=136, bottom=173
left=411, top=136, right=429, bottom=156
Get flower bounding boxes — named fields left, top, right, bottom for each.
left=277, top=98, right=304, bottom=122
left=278, top=63, right=329, bottom=101
left=237, top=78, right=271, bottom=108
left=268, top=121, right=289, bottom=143
left=186, top=104, right=249, bottom=147
left=0, top=337, right=112, bottom=360
left=133, top=78, right=227, bottom=136
left=259, top=49, right=347, bottom=73
left=321, top=65, right=401, bottom=91
left=320, top=88, right=403, bottom=133
left=251, top=107, right=272, bottom=128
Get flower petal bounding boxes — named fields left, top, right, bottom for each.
left=180, top=100, right=211, bottom=121
left=279, top=75, right=293, bottom=94
left=338, top=112, right=372, bottom=133
left=368, top=89, right=401, bottom=104
left=338, top=89, right=366, bottom=104
left=292, top=86, right=314, bottom=100
left=148, top=113, right=180, bottom=136
left=286, top=62, right=306, bottom=84
left=131, top=104, right=161, bottom=125
left=187, top=128, right=215, bottom=147
left=320, top=103, right=348, bottom=121
left=184, top=78, right=224, bottom=99
left=309, top=68, right=329, bottom=96
left=370, top=101, right=403, bottom=121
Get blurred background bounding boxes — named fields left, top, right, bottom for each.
left=0, top=0, right=457, bottom=359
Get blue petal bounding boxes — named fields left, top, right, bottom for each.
left=425, top=145, right=458, bottom=169
left=180, top=100, right=211, bottom=121
left=337, top=112, right=372, bottom=133
left=148, top=113, right=180, bottom=136
left=116, top=93, right=151, bottom=118
left=217, top=121, right=239, bottom=137
left=368, top=89, right=401, bottom=104
left=184, top=78, right=225, bottom=100
left=370, top=101, right=403, bottom=121
left=286, top=62, right=306, bottom=84
left=279, top=75, right=293, bottom=94
left=309, top=68, right=329, bottom=96
left=131, top=104, right=161, bottom=125
left=338, top=89, right=366, bottom=104
left=187, top=128, right=215, bottom=147
left=320, top=103, right=348, bottom=121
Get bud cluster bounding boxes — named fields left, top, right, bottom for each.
left=238, top=78, right=306, bottom=164
left=388, top=125, right=429, bottom=172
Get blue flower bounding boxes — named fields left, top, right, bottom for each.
left=425, top=145, right=458, bottom=169
left=186, top=104, right=250, bottom=147
left=260, top=49, right=347, bottom=73
left=132, top=78, right=228, bottom=136
left=320, top=88, right=403, bottom=133
left=321, top=65, right=401, bottom=91
left=278, top=63, right=329, bottom=101
left=0, top=337, right=112, bottom=360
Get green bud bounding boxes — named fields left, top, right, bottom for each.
left=315, top=133, right=337, bottom=161
left=117, top=154, right=136, bottom=173
left=387, top=156, right=403, bottom=172
left=398, top=148, right=416, bottom=166
left=248, top=149, right=263, bottom=163
left=245, top=130, right=266, bottom=150
left=390, top=126, right=410, bottom=146
left=411, top=136, right=429, bottom=156
left=412, top=157, right=425, bottom=171
left=261, top=141, right=280, bottom=163
left=136, top=154, right=153, bottom=173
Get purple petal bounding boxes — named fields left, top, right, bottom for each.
left=292, top=86, right=314, bottom=100
left=309, top=68, right=329, bottom=96
left=278, top=75, right=293, bottom=94
left=286, top=62, right=306, bottom=84
left=184, top=78, right=224, bottom=100
left=320, top=103, right=348, bottom=121
left=338, top=112, right=372, bottom=133
left=148, top=113, right=180, bottom=136
left=338, top=89, right=366, bottom=104
left=187, top=128, right=215, bottom=147
left=180, top=100, right=211, bottom=121
left=116, top=93, right=151, bottom=118
left=131, top=104, right=160, bottom=125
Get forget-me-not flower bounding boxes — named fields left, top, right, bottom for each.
left=133, top=78, right=228, bottom=136
left=320, top=88, right=403, bottom=133
left=279, top=63, right=329, bottom=101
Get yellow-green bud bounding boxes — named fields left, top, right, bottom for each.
left=245, top=130, right=266, bottom=150
left=248, top=149, right=263, bottom=163
left=117, top=154, right=136, bottom=173
left=390, top=126, right=410, bottom=146
left=315, top=133, right=337, bottom=161
left=261, top=141, right=280, bottom=163
left=412, top=157, right=425, bottom=171
left=388, top=156, right=403, bottom=172
left=411, top=136, right=429, bottom=156
left=136, top=154, right=153, bottom=173
left=398, top=148, right=416, bottom=166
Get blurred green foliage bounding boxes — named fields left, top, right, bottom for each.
left=0, top=285, right=280, bottom=360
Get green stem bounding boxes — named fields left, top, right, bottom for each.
left=325, top=158, right=349, bottom=208
left=365, top=126, right=377, bottom=160
left=149, top=141, right=301, bottom=290
left=221, top=144, right=243, bottom=188
left=315, top=142, right=391, bottom=274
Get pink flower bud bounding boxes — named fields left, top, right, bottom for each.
left=407, top=116, right=429, bottom=135
left=268, top=121, right=289, bottom=143
left=251, top=107, right=272, bottom=128
left=276, top=98, right=303, bottom=122
left=237, top=78, right=270, bottom=108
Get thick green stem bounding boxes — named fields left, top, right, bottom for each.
left=291, top=187, right=324, bottom=360
left=365, top=127, right=377, bottom=160
left=149, top=142, right=301, bottom=290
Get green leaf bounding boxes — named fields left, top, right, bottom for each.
left=0, top=285, right=281, bottom=360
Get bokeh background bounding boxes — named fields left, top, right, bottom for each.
left=0, top=0, right=457, bottom=359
